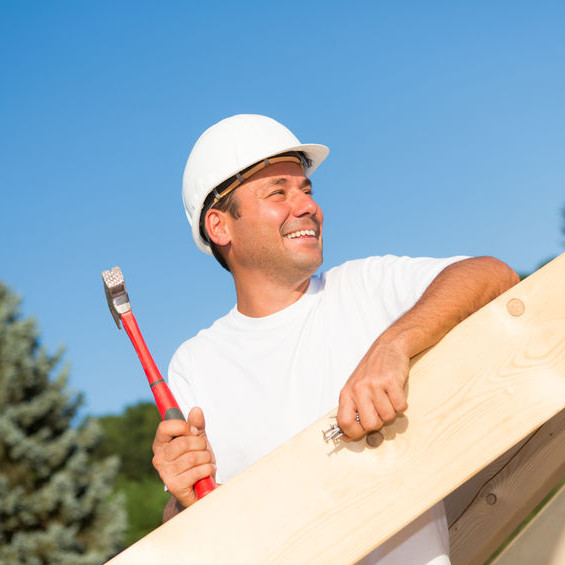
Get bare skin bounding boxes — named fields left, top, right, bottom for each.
left=153, top=161, right=519, bottom=520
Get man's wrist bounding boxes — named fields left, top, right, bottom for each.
left=374, top=324, right=425, bottom=360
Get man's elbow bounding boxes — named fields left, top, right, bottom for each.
left=474, top=256, right=520, bottom=294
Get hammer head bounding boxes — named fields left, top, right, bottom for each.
left=101, top=266, right=132, bottom=329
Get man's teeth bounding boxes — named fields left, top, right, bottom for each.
left=285, top=230, right=316, bottom=239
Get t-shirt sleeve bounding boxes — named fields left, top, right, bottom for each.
left=327, top=255, right=470, bottom=323
left=373, top=255, right=470, bottom=318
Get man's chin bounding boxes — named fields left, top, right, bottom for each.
left=291, top=251, right=323, bottom=276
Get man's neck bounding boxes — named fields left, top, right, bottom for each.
left=233, top=272, right=312, bottom=317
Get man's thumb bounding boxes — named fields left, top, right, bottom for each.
left=187, top=406, right=206, bottom=436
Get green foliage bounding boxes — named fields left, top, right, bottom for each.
left=94, top=402, right=161, bottom=481
left=93, top=401, right=168, bottom=546
left=0, top=282, right=127, bottom=564
left=117, top=476, right=169, bottom=547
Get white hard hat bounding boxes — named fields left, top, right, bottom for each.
left=182, top=114, right=330, bottom=255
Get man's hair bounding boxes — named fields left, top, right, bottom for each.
left=205, top=190, right=241, bottom=272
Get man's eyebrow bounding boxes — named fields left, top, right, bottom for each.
left=264, top=177, right=312, bottom=188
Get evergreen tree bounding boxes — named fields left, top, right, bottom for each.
left=94, top=402, right=169, bottom=546
left=95, top=402, right=161, bottom=481
left=0, top=282, right=127, bottom=564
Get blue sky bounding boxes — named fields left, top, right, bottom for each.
left=1, top=2, right=564, bottom=417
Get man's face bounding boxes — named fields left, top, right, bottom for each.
left=222, top=161, right=324, bottom=284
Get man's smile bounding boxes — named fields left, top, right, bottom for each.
left=284, top=229, right=317, bottom=239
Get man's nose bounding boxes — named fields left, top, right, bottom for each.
left=290, top=189, right=318, bottom=217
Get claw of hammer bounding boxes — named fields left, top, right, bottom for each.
left=101, top=266, right=131, bottom=329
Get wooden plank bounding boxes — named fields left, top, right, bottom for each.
left=490, top=482, right=565, bottom=565
left=449, top=408, right=565, bottom=564
left=108, top=253, right=565, bottom=565
left=445, top=435, right=531, bottom=527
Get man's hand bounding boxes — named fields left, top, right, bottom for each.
left=337, top=339, right=410, bottom=440
left=152, top=406, right=216, bottom=511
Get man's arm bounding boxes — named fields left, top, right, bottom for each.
left=337, top=256, right=520, bottom=439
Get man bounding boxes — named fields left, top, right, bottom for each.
left=152, top=114, right=518, bottom=563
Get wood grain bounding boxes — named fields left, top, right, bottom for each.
left=449, top=408, right=565, bottom=564
left=108, top=253, right=565, bottom=565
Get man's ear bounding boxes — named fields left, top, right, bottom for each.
left=205, top=209, right=232, bottom=247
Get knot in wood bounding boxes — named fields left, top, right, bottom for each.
left=486, top=493, right=497, bottom=505
left=507, top=298, right=525, bottom=317
left=366, top=431, right=384, bottom=448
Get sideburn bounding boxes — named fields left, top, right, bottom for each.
left=209, top=191, right=241, bottom=272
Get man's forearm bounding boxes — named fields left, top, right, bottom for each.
left=379, top=256, right=519, bottom=358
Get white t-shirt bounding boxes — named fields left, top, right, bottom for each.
left=169, top=255, right=466, bottom=564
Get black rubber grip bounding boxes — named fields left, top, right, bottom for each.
left=163, top=407, right=184, bottom=421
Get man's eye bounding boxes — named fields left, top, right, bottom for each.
left=268, top=190, right=285, bottom=197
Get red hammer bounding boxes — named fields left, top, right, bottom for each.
left=101, top=266, right=216, bottom=500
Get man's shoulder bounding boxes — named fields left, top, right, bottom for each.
left=317, top=254, right=469, bottom=303
left=322, top=254, right=415, bottom=273
left=171, top=308, right=236, bottom=364
left=322, top=254, right=468, bottom=280
left=319, top=255, right=404, bottom=283
left=311, top=255, right=400, bottom=303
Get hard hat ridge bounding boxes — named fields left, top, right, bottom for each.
left=182, top=114, right=330, bottom=255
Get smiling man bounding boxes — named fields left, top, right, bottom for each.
left=152, top=114, right=519, bottom=564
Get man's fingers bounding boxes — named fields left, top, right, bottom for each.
left=154, top=407, right=208, bottom=444
left=179, top=463, right=217, bottom=489
left=187, top=406, right=206, bottom=435
left=153, top=450, right=211, bottom=482
left=163, top=434, right=209, bottom=461
left=386, top=385, right=408, bottom=414
left=153, top=445, right=215, bottom=498
left=372, top=390, right=399, bottom=424
left=153, top=434, right=208, bottom=472
left=154, top=418, right=191, bottom=443
left=166, top=447, right=214, bottom=473
left=165, top=462, right=217, bottom=509
left=357, top=397, right=383, bottom=432
left=337, top=394, right=364, bottom=439
left=187, top=406, right=217, bottom=465
left=154, top=406, right=212, bottom=450
left=152, top=416, right=209, bottom=471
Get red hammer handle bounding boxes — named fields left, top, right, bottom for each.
left=121, top=310, right=216, bottom=499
